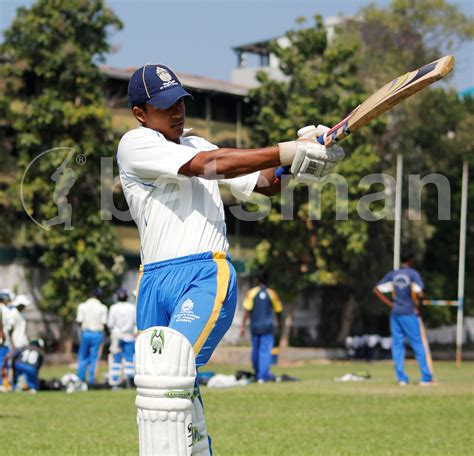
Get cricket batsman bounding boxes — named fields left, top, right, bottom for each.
left=117, top=63, right=345, bottom=455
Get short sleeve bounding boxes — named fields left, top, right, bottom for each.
left=411, top=270, right=425, bottom=291
left=268, top=289, right=283, bottom=313
left=220, top=172, right=260, bottom=201
left=243, top=287, right=258, bottom=311
left=76, top=304, right=84, bottom=323
left=117, top=128, right=201, bottom=180
left=376, top=272, right=393, bottom=293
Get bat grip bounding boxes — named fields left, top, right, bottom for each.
left=274, top=134, right=325, bottom=179
left=275, top=165, right=290, bottom=178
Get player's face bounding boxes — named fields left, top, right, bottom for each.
left=134, top=99, right=186, bottom=143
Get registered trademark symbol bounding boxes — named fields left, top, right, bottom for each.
left=76, top=154, right=87, bottom=165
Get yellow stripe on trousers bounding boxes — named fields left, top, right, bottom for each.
left=193, top=252, right=230, bottom=355
left=135, top=264, right=144, bottom=303
left=418, top=317, right=434, bottom=375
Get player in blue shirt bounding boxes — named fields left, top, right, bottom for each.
left=373, top=252, right=434, bottom=385
left=2, top=339, right=44, bottom=393
left=240, top=270, right=283, bottom=383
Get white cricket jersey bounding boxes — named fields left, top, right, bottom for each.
left=76, top=298, right=108, bottom=332
left=4, top=307, right=28, bottom=349
left=117, top=126, right=259, bottom=264
left=107, top=301, right=136, bottom=342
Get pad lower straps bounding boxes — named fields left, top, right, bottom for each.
left=191, top=389, right=211, bottom=455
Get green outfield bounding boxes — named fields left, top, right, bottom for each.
left=0, top=361, right=472, bottom=455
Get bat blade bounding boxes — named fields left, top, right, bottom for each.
left=320, top=55, right=455, bottom=147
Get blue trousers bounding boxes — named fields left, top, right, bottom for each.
left=136, top=252, right=237, bottom=456
left=77, top=330, right=104, bottom=384
left=391, top=315, right=433, bottom=383
left=136, top=252, right=237, bottom=368
left=13, top=362, right=38, bottom=390
left=0, top=346, right=9, bottom=372
left=252, top=333, right=274, bottom=381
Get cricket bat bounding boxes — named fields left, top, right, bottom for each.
left=276, top=55, right=455, bottom=177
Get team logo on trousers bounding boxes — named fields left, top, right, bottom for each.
left=181, top=299, right=194, bottom=313
left=150, top=329, right=165, bottom=354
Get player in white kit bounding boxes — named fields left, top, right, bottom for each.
left=118, top=63, right=344, bottom=455
left=107, top=288, right=136, bottom=387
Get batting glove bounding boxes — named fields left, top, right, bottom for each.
left=277, top=125, right=330, bottom=166
left=292, top=124, right=344, bottom=178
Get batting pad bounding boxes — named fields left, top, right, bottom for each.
left=108, top=359, right=122, bottom=386
left=191, top=394, right=210, bottom=456
left=135, top=326, right=196, bottom=456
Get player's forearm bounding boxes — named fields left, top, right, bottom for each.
left=254, top=167, right=288, bottom=196
left=373, top=288, right=393, bottom=308
left=276, top=312, right=283, bottom=325
left=241, top=310, right=249, bottom=329
left=179, top=147, right=281, bottom=179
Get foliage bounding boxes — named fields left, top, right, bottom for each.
left=249, top=0, right=474, bottom=339
left=0, top=0, right=124, bottom=320
left=352, top=0, right=474, bottom=321
left=248, top=15, right=391, bottom=339
left=355, top=0, right=474, bottom=82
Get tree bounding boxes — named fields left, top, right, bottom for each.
left=350, top=0, right=474, bottom=325
left=248, top=1, right=474, bottom=344
left=248, top=15, right=390, bottom=345
left=0, top=0, right=124, bottom=354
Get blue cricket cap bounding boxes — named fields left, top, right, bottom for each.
left=128, top=64, right=192, bottom=109
left=91, top=287, right=104, bottom=299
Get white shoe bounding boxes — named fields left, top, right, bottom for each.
left=419, top=380, right=438, bottom=386
left=398, top=381, right=408, bottom=386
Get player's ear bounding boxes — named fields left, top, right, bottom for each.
left=132, top=104, right=147, bottom=124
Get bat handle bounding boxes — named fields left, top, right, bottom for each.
left=274, top=134, right=325, bottom=179
left=274, top=165, right=290, bottom=178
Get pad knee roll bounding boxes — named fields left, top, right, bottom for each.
left=135, top=327, right=197, bottom=456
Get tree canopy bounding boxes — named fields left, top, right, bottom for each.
left=248, top=0, right=473, bottom=342
left=0, top=0, right=124, bottom=320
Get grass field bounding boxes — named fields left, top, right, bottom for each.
left=0, top=360, right=472, bottom=455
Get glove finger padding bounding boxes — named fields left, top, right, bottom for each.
left=290, top=142, right=345, bottom=178
left=297, top=124, right=331, bottom=141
